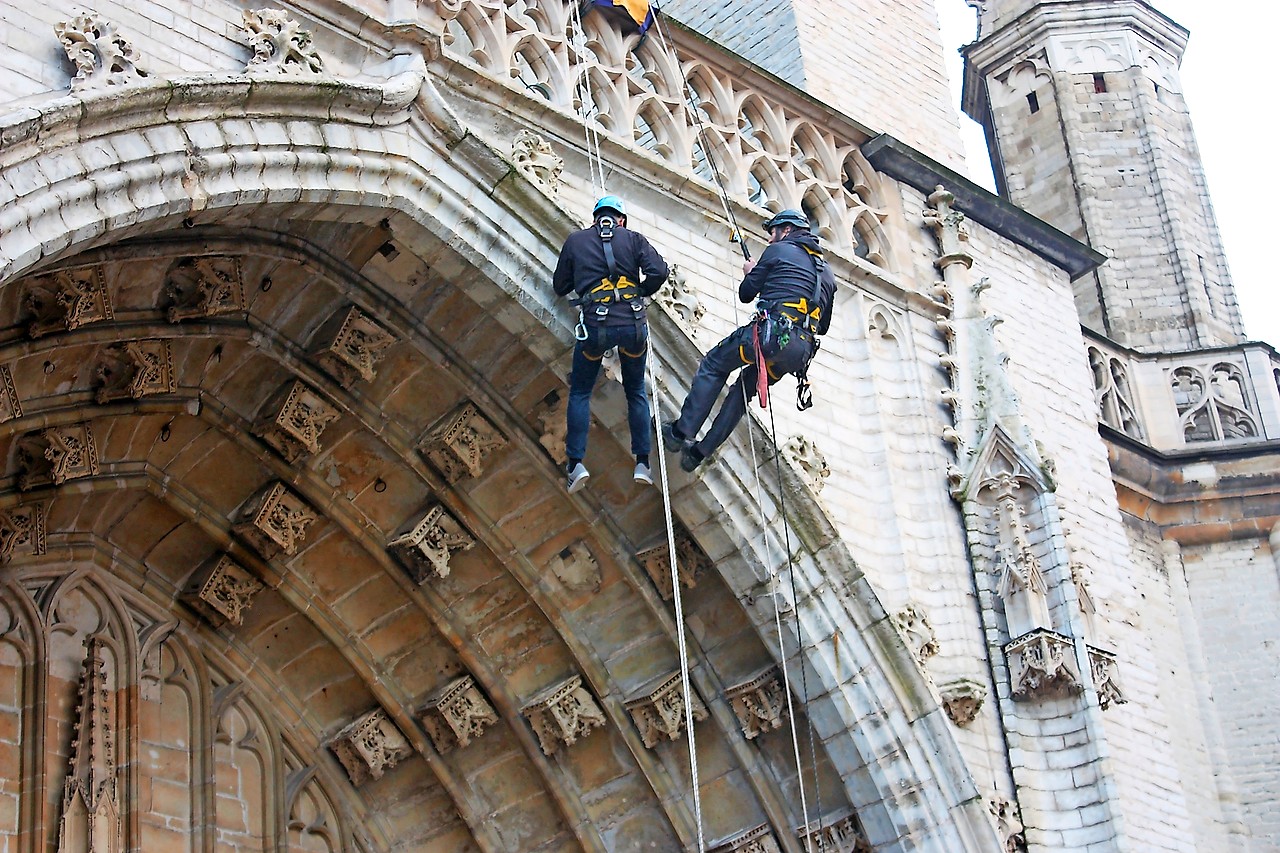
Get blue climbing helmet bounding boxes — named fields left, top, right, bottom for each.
left=761, top=208, right=810, bottom=232
left=593, top=195, right=627, bottom=218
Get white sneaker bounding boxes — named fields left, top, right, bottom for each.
left=633, top=462, right=653, bottom=486
left=567, top=462, right=590, bottom=493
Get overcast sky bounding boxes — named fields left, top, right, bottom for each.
left=936, top=0, right=1278, bottom=349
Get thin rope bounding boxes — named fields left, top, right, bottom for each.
left=569, top=0, right=607, bottom=197
left=648, top=361, right=707, bottom=853
left=649, top=5, right=818, bottom=845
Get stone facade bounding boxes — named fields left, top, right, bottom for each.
left=0, top=1, right=1273, bottom=852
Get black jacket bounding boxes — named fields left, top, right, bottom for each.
left=740, top=230, right=836, bottom=336
left=553, top=223, right=669, bottom=326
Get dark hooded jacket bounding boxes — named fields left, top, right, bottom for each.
left=553, top=222, right=669, bottom=326
left=739, top=229, right=835, bottom=336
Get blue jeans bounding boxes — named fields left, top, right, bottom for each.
left=566, top=322, right=651, bottom=461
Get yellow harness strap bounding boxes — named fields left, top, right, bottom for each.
left=587, top=275, right=641, bottom=304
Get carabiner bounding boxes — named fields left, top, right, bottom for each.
left=574, top=308, right=589, bottom=341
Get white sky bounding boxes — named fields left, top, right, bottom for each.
left=936, top=0, right=1278, bottom=348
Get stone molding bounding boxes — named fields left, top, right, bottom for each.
left=419, top=674, right=500, bottom=753
left=55, top=12, right=148, bottom=91
left=312, top=306, right=395, bottom=386
left=522, top=675, right=606, bottom=756
left=939, top=677, right=987, bottom=727
left=17, top=423, right=100, bottom=490
left=330, top=708, right=412, bottom=786
left=182, top=554, right=265, bottom=628
left=420, top=402, right=507, bottom=483
left=709, top=823, right=782, bottom=853
left=636, top=528, right=712, bottom=601
left=725, top=668, right=787, bottom=740
left=234, top=482, right=317, bottom=559
left=254, top=380, right=341, bottom=463
left=387, top=504, right=476, bottom=583
left=240, top=8, right=324, bottom=75
left=95, top=339, right=176, bottom=403
left=25, top=266, right=114, bottom=338
left=1005, top=628, right=1082, bottom=702
left=164, top=256, right=246, bottom=322
left=0, top=503, right=47, bottom=563
left=625, top=672, right=708, bottom=749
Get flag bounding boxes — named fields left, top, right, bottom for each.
left=588, top=0, right=657, bottom=37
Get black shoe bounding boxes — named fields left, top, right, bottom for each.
left=661, top=420, right=688, bottom=453
left=680, top=446, right=704, bottom=473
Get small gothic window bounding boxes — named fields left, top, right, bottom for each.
left=1093, top=73, right=1107, bottom=94
left=1027, top=92, right=1040, bottom=113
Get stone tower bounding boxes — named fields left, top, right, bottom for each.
left=961, top=0, right=1245, bottom=350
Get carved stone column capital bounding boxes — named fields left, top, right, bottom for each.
left=330, top=709, right=412, bottom=786
left=939, top=676, right=987, bottom=727
left=182, top=555, right=265, bottom=628
left=388, top=504, right=475, bottom=583
left=254, top=380, right=341, bottom=463
left=726, top=667, right=787, bottom=740
left=16, top=423, right=99, bottom=490
left=420, top=402, right=507, bottom=483
left=234, top=482, right=317, bottom=559
left=419, top=675, right=499, bottom=753
left=522, top=675, right=606, bottom=755
left=636, top=528, right=712, bottom=601
left=1005, top=628, right=1081, bottom=702
left=625, top=673, right=708, bottom=749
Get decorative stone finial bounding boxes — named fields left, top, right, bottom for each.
left=254, top=381, right=341, bottom=463
left=636, top=528, right=712, bottom=601
left=0, top=504, right=47, bottom=563
left=893, top=603, right=940, bottom=667
left=780, top=434, right=831, bottom=493
left=164, top=257, right=245, bottom=322
left=55, top=13, right=148, bottom=90
left=25, top=267, right=114, bottom=338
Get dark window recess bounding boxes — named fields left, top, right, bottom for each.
left=1027, top=91, right=1040, bottom=113
left=1093, top=73, right=1107, bottom=94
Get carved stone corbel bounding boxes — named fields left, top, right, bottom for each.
left=182, top=554, right=265, bottom=628
left=16, top=423, right=99, bottom=490
left=420, top=402, right=507, bottom=483
left=0, top=366, right=22, bottom=423
left=511, top=129, right=563, bottom=196
left=0, top=504, right=47, bottom=563
left=388, top=504, right=475, bottom=583
left=1005, top=628, right=1081, bottom=701
left=419, top=675, right=499, bottom=753
left=164, top=257, right=245, bottom=322
left=725, top=667, right=787, bottom=740
left=234, top=482, right=317, bottom=559
left=939, top=676, right=987, bottom=727
left=798, top=812, right=872, bottom=853
left=653, top=265, right=706, bottom=336
left=95, top=340, right=176, bottom=403
left=254, top=380, right=341, bottom=463
left=625, top=673, right=708, bottom=749
left=330, top=709, right=412, bottom=786
left=710, top=823, right=782, bottom=853
left=241, top=8, right=325, bottom=75
left=24, top=267, right=114, bottom=338
left=522, top=675, right=606, bottom=755
left=893, top=602, right=940, bottom=667
left=636, top=528, right=712, bottom=601
left=780, top=434, right=830, bottom=493
left=1086, top=645, right=1126, bottom=710
left=312, top=306, right=395, bottom=386
left=55, top=12, right=148, bottom=91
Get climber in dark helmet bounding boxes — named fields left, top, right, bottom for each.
left=553, top=195, right=670, bottom=493
left=662, top=208, right=835, bottom=471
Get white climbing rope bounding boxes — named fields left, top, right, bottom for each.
left=568, top=0, right=608, bottom=198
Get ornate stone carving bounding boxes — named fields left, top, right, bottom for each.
left=710, top=823, right=782, bottom=853
left=254, top=380, right=341, bottom=463
left=780, top=434, right=831, bottom=492
left=235, top=482, right=317, bottom=559
left=654, top=265, right=706, bottom=335
left=55, top=12, right=148, bottom=91
left=182, top=555, right=265, bottom=628
left=0, top=504, right=47, bottom=563
left=420, top=402, right=507, bottom=483
left=24, top=267, right=114, bottom=338
left=241, top=8, right=324, bottom=75
left=548, top=540, right=600, bottom=592
left=1171, top=361, right=1258, bottom=443
left=330, top=708, right=412, bottom=786
left=419, top=675, right=499, bottom=753
left=800, top=812, right=873, bottom=853
left=1005, top=628, right=1081, bottom=702
left=625, top=673, right=708, bottom=749
left=58, top=637, right=121, bottom=851
left=990, top=474, right=1052, bottom=638
left=313, top=306, right=395, bottom=386
left=726, top=668, right=787, bottom=740
left=1087, top=645, right=1126, bottom=711
left=94, top=340, right=176, bottom=403
left=893, top=602, right=939, bottom=666
left=636, top=528, right=712, bottom=601
left=388, top=504, right=475, bottom=583
left=0, top=365, right=22, bottom=423
left=522, top=675, right=606, bottom=755
left=987, top=793, right=1026, bottom=853
left=535, top=391, right=568, bottom=464
left=511, top=129, right=563, bottom=195
left=923, top=186, right=972, bottom=270
left=164, top=256, right=245, bottom=322
left=1087, top=346, right=1143, bottom=439
left=939, top=676, right=987, bottom=727
left=16, top=423, right=99, bottom=490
